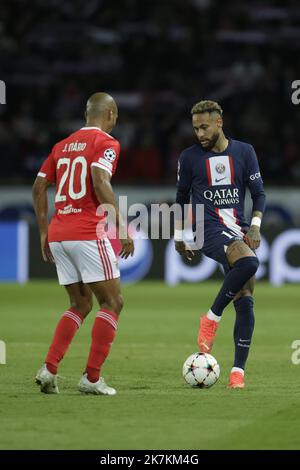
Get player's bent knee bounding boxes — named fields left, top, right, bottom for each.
left=234, top=289, right=252, bottom=301
left=102, top=294, right=124, bottom=316
left=234, top=256, right=259, bottom=278
left=247, top=257, right=259, bottom=277
left=226, top=240, right=256, bottom=266
left=113, top=294, right=124, bottom=315
left=71, top=299, right=93, bottom=317
left=241, top=288, right=253, bottom=297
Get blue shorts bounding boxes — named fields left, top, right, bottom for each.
left=200, top=228, right=244, bottom=274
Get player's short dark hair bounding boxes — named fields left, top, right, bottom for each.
left=191, top=100, right=223, bottom=116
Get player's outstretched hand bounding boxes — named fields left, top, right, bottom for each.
left=119, top=236, right=135, bottom=259
left=175, top=240, right=195, bottom=262
left=41, top=234, right=55, bottom=263
left=243, top=226, right=261, bottom=251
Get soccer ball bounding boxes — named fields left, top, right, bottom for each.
left=182, top=352, right=220, bottom=388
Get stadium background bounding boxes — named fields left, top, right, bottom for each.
left=1, top=0, right=300, bottom=452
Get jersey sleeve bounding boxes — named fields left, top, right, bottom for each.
left=38, top=147, right=56, bottom=183
left=176, top=151, right=192, bottom=203
left=91, top=138, right=121, bottom=177
left=245, top=145, right=266, bottom=213
left=175, top=151, right=192, bottom=225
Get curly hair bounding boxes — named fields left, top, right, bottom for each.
left=191, top=100, right=223, bottom=116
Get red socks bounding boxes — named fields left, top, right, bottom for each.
left=85, top=309, right=118, bottom=383
left=45, top=308, right=118, bottom=382
left=45, top=308, right=84, bottom=375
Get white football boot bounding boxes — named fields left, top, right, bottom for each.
left=78, top=373, right=117, bottom=395
left=35, top=364, right=59, bottom=394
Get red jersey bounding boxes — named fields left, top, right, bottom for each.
left=38, top=127, right=120, bottom=242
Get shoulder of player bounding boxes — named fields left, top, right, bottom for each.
left=69, top=127, right=119, bottom=147
left=230, top=139, right=254, bottom=154
left=94, top=132, right=120, bottom=150
left=50, top=130, right=83, bottom=154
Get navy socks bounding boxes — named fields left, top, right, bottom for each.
left=210, top=257, right=259, bottom=316
left=233, top=296, right=255, bottom=370
left=207, top=257, right=258, bottom=373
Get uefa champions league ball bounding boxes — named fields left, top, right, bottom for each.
left=182, top=352, right=220, bottom=388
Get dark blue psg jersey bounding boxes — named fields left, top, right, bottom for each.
left=176, top=138, right=266, bottom=238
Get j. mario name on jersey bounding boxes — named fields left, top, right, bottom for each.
left=62, top=141, right=87, bottom=152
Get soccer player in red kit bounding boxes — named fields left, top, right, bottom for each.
left=32, top=92, right=134, bottom=395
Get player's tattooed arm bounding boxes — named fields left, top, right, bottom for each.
left=174, top=221, right=195, bottom=262
left=32, top=176, right=55, bottom=263
left=244, top=210, right=262, bottom=251
left=91, top=167, right=134, bottom=259
left=175, top=240, right=195, bottom=262
left=174, top=219, right=195, bottom=262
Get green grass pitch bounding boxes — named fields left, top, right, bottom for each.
left=1, top=280, right=300, bottom=450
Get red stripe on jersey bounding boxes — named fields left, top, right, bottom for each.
left=205, top=159, right=212, bottom=186
left=97, top=240, right=109, bottom=280
left=233, top=208, right=246, bottom=234
left=233, top=208, right=239, bottom=225
left=229, top=156, right=235, bottom=184
left=214, top=207, right=225, bottom=225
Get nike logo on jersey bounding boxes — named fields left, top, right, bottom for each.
left=215, top=177, right=226, bottom=183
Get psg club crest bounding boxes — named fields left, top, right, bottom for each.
left=215, top=163, right=226, bottom=174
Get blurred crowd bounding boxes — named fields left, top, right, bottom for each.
left=1, top=0, right=300, bottom=185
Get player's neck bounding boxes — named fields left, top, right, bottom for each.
left=211, top=133, right=228, bottom=153
left=85, top=120, right=110, bottom=133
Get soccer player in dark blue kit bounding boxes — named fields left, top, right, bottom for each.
left=175, top=100, right=266, bottom=389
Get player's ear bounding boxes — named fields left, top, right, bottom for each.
left=216, top=116, right=223, bottom=128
